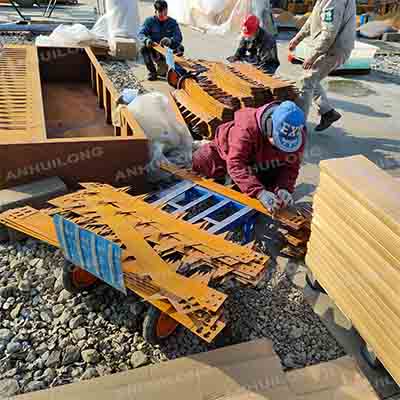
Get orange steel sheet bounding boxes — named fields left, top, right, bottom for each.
left=92, top=203, right=228, bottom=313
left=203, top=63, right=270, bottom=108
left=0, top=207, right=225, bottom=342
left=159, top=163, right=310, bottom=231
left=48, top=185, right=268, bottom=280
left=123, top=267, right=226, bottom=342
left=0, top=46, right=46, bottom=143
left=172, top=90, right=221, bottom=139
left=228, top=63, right=298, bottom=100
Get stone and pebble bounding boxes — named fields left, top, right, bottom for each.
left=0, top=239, right=345, bottom=396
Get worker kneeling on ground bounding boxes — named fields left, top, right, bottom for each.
left=192, top=101, right=306, bottom=213
left=227, top=15, right=280, bottom=75
left=138, top=0, right=184, bottom=81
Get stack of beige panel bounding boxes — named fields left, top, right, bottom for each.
left=306, top=155, right=400, bottom=385
left=11, top=339, right=378, bottom=400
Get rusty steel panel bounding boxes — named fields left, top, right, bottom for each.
left=201, top=62, right=273, bottom=108
left=162, top=50, right=299, bottom=139
left=172, top=90, right=221, bottom=139
left=0, top=45, right=46, bottom=143
left=228, top=63, right=299, bottom=101
left=0, top=45, right=150, bottom=191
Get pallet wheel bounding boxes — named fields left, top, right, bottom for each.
left=62, top=260, right=99, bottom=294
left=142, top=305, right=179, bottom=345
left=360, top=339, right=382, bottom=369
left=305, top=270, right=327, bottom=294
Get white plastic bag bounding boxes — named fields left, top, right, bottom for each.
left=35, top=24, right=97, bottom=47
left=127, top=92, right=193, bottom=171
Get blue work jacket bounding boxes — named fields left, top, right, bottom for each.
left=138, top=16, right=183, bottom=50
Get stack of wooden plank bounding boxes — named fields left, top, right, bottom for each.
left=305, top=155, right=400, bottom=385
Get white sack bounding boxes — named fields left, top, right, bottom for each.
left=35, top=24, right=97, bottom=46
left=127, top=92, right=193, bottom=172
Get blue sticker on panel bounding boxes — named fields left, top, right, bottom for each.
left=53, top=214, right=126, bottom=294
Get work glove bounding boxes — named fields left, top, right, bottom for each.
left=257, top=190, right=282, bottom=213
left=276, top=189, right=294, bottom=208
left=145, top=38, right=153, bottom=48
left=160, top=37, right=172, bottom=48
left=226, top=55, right=239, bottom=63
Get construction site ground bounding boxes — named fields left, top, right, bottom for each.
left=131, top=0, right=400, bottom=397
left=0, top=0, right=400, bottom=397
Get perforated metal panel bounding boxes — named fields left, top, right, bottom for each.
left=0, top=45, right=46, bottom=142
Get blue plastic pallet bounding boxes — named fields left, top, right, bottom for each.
left=53, top=214, right=126, bottom=294
left=144, top=179, right=258, bottom=244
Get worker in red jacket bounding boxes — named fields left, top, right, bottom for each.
left=192, top=101, right=306, bottom=213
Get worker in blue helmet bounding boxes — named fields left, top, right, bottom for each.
left=193, top=101, right=307, bottom=213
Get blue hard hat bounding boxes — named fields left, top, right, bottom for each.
left=271, top=101, right=305, bottom=153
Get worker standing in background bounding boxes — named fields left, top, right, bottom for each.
left=192, top=101, right=306, bottom=213
left=289, top=0, right=356, bottom=131
left=227, top=15, right=280, bottom=75
left=138, top=0, right=184, bottom=81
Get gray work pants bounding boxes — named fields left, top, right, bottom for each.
left=296, top=54, right=344, bottom=119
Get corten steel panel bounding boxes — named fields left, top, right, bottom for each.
left=38, top=46, right=91, bottom=82
left=0, top=45, right=47, bottom=142
left=0, top=137, right=150, bottom=191
left=0, top=45, right=151, bottom=191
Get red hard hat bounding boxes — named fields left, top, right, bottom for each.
left=242, top=15, right=260, bottom=37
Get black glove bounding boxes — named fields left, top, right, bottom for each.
left=227, top=56, right=239, bottom=63
left=145, top=38, right=153, bottom=48
left=160, top=37, right=173, bottom=47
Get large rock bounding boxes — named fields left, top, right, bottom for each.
left=69, top=316, right=85, bottom=330
left=81, top=349, right=100, bottom=364
left=72, top=328, right=87, bottom=341
left=0, top=379, right=20, bottom=397
left=62, top=346, right=81, bottom=365
left=130, top=350, right=149, bottom=368
left=6, top=341, right=22, bottom=354
left=58, top=290, right=73, bottom=303
left=0, top=328, right=12, bottom=343
left=46, top=350, right=61, bottom=368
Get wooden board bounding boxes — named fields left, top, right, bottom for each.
left=306, top=155, right=400, bottom=385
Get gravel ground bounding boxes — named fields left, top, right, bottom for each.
left=372, top=54, right=400, bottom=80
left=99, top=61, right=145, bottom=93
left=0, top=238, right=345, bottom=397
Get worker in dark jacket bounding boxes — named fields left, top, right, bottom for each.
left=192, top=101, right=306, bottom=213
left=138, top=0, right=184, bottom=81
left=227, top=15, right=280, bottom=75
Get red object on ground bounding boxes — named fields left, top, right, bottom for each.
left=241, top=15, right=260, bottom=37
